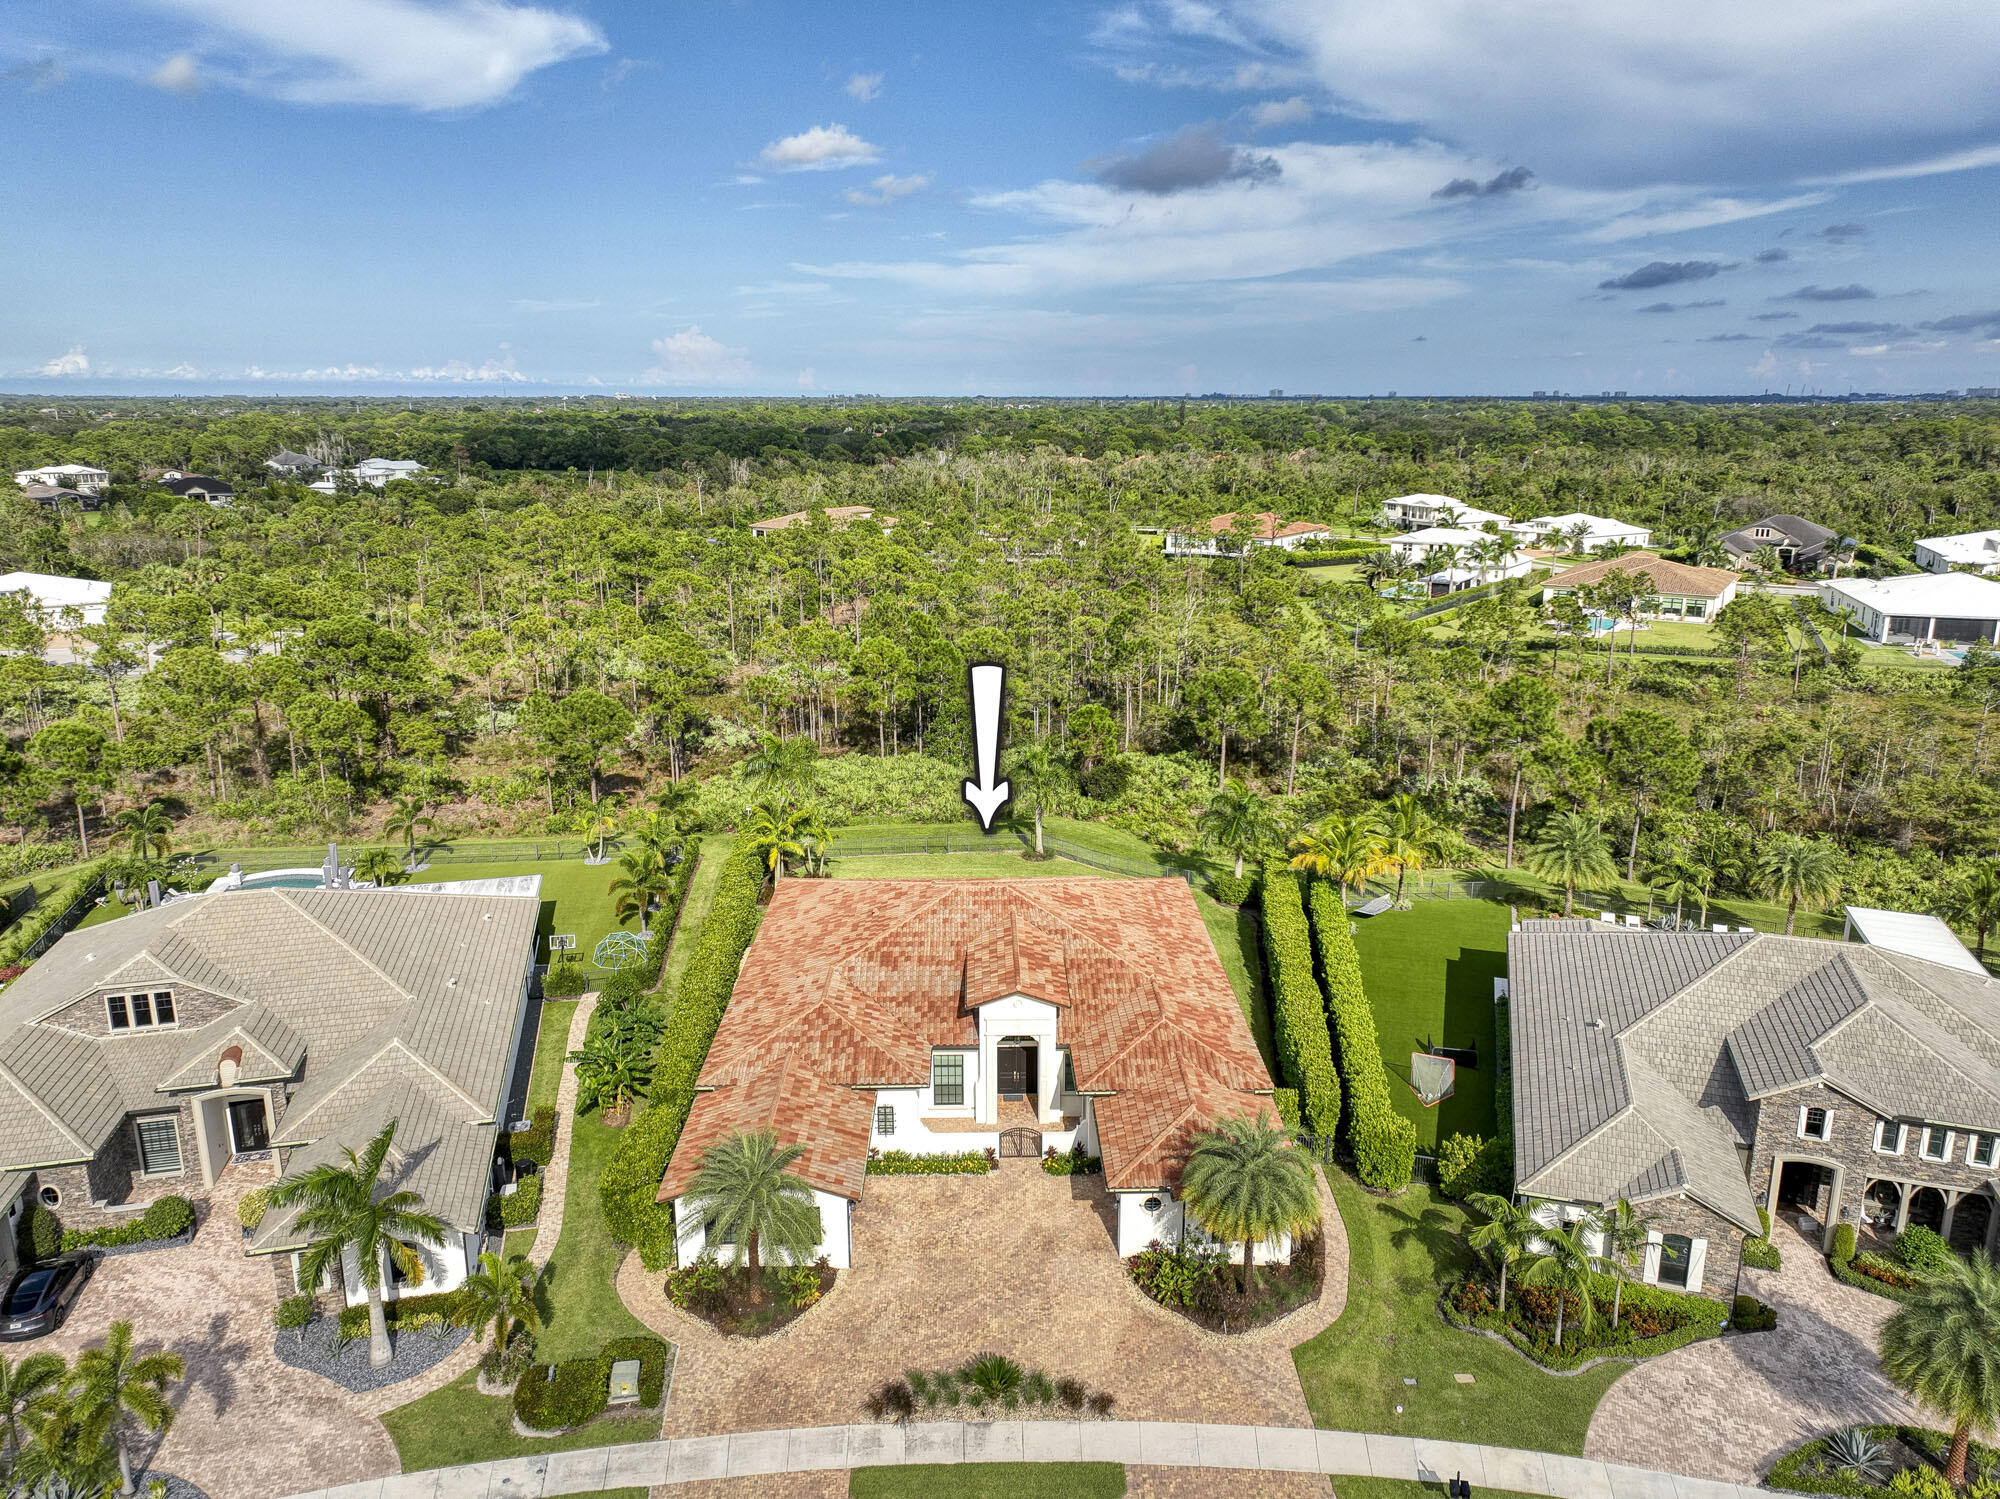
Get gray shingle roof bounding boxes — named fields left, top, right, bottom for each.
left=1728, top=957, right=1872, bottom=1097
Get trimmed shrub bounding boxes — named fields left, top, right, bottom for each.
left=1767, top=1425, right=2000, bottom=1498
left=1258, top=862, right=1340, bottom=1138
left=336, top=1288, right=469, bottom=1341
left=0, top=861, right=106, bottom=970
left=1270, top=1088, right=1300, bottom=1129
left=599, top=1335, right=671, bottom=1407
left=541, top=963, right=586, bottom=998
left=1305, top=880, right=1417, bottom=1190
left=19, top=1201, right=60, bottom=1265
left=1894, top=1224, right=1953, bottom=1275
left=488, top=1173, right=543, bottom=1230
left=1731, top=1293, right=1778, bottom=1332
left=1209, top=871, right=1254, bottom=906
left=275, top=1294, right=317, bottom=1335
left=505, top=1106, right=557, bottom=1169
left=60, top=1195, right=194, bottom=1252
left=1039, top=1147, right=1101, bottom=1177
left=1831, top=1221, right=1857, bottom=1266
left=237, top=1188, right=270, bottom=1231
left=1436, top=1132, right=1511, bottom=1200
left=513, top=1356, right=609, bottom=1432
left=1741, top=1206, right=1783, bottom=1270
left=603, top=840, right=763, bottom=1269
left=867, top=1149, right=991, bottom=1176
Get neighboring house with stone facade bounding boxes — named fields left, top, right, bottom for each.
left=659, top=878, right=1285, bottom=1269
left=1509, top=918, right=2000, bottom=1298
left=0, top=884, right=539, bottom=1305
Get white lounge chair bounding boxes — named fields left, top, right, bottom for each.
left=1623, top=913, right=1642, bottom=928
left=1598, top=911, right=1618, bottom=923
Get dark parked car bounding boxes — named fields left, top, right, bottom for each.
left=0, top=1253, right=94, bottom=1340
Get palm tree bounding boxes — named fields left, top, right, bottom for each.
left=382, top=794, right=434, bottom=869
left=11, top=1387, right=120, bottom=1496
left=1594, top=1198, right=1654, bottom=1329
left=0, top=1350, right=65, bottom=1464
left=353, top=848, right=405, bottom=887
left=1948, top=863, right=2000, bottom=964
left=111, top=801, right=172, bottom=862
left=72, top=1320, right=185, bottom=1497
left=607, top=846, right=672, bottom=934
left=1755, top=834, right=1843, bottom=936
left=263, top=1120, right=447, bottom=1369
left=1523, top=812, right=1617, bottom=916
left=678, top=1129, right=824, bottom=1304
left=1196, top=781, right=1279, bottom=881
left=1879, top=1252, right=2000, bottom=1485
left=454, top=1250, right=542, bottom=1371
left=1648, top=855, right=1704, bottom=929
left=1380, top=794, right=1446, bottom=903
left=1008, top=741, right=1068, bottom=856
left=745, top=797, right=810, bottom=883
left=1466, top=1193, right=1540, bottom=1316
left=1518, top=1215, right=1602, bottom=1349
left=742, top=733, right=819, bottom=802
left=1288, top=813, right=1389, bottom=897
left=1178, top=1115, right=1321, bottom=1295
left=628, top=809, right=684, bottom=865
left=568, top=1025, right=656, bottom=1124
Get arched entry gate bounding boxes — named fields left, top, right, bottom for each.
left=999, top=1128, right=1041, bottom=1158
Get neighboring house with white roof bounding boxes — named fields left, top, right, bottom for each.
left=0, top=884, right=539, bottom=1306
left=1509, top=512, right=1653, bottom=552
left=1388, top=526, right=1515, bottom=568
left=1509, top=917, right=2000, bottom=1296
left=264, top=450, right=321, bottom=476
left=1820, top=572, right=2000, bottom=645
left=1914, top=529, right=2000, bottom=576
left=1379, top=494, right=1512, bottom=531
left=0, top=572, right=114, bottom=627
left=1162, top=511, right=1336, bottom=556
left=15, top=464, right=110, bottom=495
left=351, top=458, right=428, bottom=487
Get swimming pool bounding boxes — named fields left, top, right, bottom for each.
left=205, top=867, right=328, bottom=893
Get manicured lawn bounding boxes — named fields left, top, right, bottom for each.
left=528, top=998, right=579, bottom=1114
left=536, top=1105, right=657, bottom=1361
left=397, top=857, right=632, bottom=966
left=1292, top=1171, right=1625, bottom=1453
left=379, top=1370, right=659, bottom=1473
left=851, top=1463, right=1125, bottom=1498
left=1198, top=890, right=1275, bottom=1074
left=658, top=835, right=735, bottom=1002
left=1348, top=902, right=1506, bottom=1148
left=1402, top=872, right=1847, bottom=941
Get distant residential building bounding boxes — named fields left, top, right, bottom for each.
left=1379, top=493, right=1511, bottom=531
left=1509, top=511, right=1653, bottom=552
left=0, top=571, right=114, bottom=627
left=264, top=449, right=321, bottom=476
left=1162, top=511, right=1335, bottom=557
left=1914, top=528, right=2000, bottom=576
left=1720, top=514, right=1839, bottom=572
left=17, top=484, right=101, bottom=513
left=1418, top=560, right=1534, bottom=597
left=351, top=458, right=428, bottom=487
left=1542, top=551, right=1740, bottom=620
left=1389, top=526, right=1513, bottom=567
left=1820, top=572, right=2000, bottom=646
left=14, top=463, right=110, bottom=494
left=160, top=474, right=235, bottom=506
left=748, top=504, right=895, bottom=538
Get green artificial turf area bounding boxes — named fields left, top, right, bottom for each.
left=527, top=998, right=579, bottom=1114
left=1348, top=901, right=1507, bottom=1148
left=658, top=836, right=735, bottom=999
left=379, top=1370, right=659, bottom=1473
left=851, top=1463, right=1126, bottom=1498
left=1292, top=1171, right=1624, bottom=1452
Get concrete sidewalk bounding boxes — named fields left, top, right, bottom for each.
left=283, top=1420, right=1772, bottom=1499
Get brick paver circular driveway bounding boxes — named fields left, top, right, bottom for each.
left=1584, top=1219, right=1916, bottom=1482
left=621, top=1160, right=1347, bottom=1441
left=36, top=1178, right=398, bottom=1499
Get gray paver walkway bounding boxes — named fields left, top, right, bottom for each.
left=273, top=1419, right=1788, bottom=1499
left=1584, top=1217, right=1916, bottom=1482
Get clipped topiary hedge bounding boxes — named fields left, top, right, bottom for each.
left=1258, top=862, right=1340, bottom=1139
left=0, top=861, right=107, bottom=970
left=60, top=1194, right=195, bottom=1252
left=1209, top=871, right=1255, bottom=906
left=513, top=1356, right=608, bottom=1432
left=602, top=840, right=763, bottom=1269
left=1304, top=880, right=1416, bottom=1190
left=487, top=1173, right=543, bottom=1230
left=505, top=1105, right=557, bottom=1170
left=600, top=1335, right=671, bottom=1407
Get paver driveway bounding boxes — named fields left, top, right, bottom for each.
left=621, top=1159, right=1347, bottom=1440
left=1584, top=1218, right=1916, bottom=1483
left=37, top=1176, right=398, bottom=1499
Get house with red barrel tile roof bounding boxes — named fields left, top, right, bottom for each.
left=658, top=878, right=1285, bottom=1267
left=1162, top=511, right=1335, bottom=557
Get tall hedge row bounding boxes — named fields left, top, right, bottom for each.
left=0, top=862, right=105, bottom=969
left=601, top=840, right=764, bottom=1269
left=1305, top=880, right=1417, bottom=1191
left=1258, top=861, right=1341, bottom=1138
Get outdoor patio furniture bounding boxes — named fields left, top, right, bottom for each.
left=1352, top=894, right=1393, bottom=917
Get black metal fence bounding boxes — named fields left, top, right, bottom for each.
left=18, top=877, right=106, bottom=963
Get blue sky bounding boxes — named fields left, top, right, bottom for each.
left=6, top=0, right=2000, bottom=396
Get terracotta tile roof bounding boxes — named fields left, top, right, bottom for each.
left=1204, top=512, right=1330, bottom=540
left=749, top=505, right=895, bottom=535
left=660, top=878, right=1274, bottom=1201
left=1546, top=551, right=1740, bottom=598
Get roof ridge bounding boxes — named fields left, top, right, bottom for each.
left=260, top=891, right=416, bottom=1000
left=0, top=1054, right=91, bottom=1158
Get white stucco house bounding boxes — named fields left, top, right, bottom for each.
left=1820, top=572, right=2000, bottom=646
left=1914, top=529, right=2000, bottom=576
left=0, top=571, right=114, bottom=627
left=659, top=878, right=1289, bottom=1270
left=1509, top=512, right=1653, bottom=552
left=1162, top=511, right=1337, bottom=557
left=15, top=463, right=111, bottom=494
left=1380, top=494, right=1512, bottom=531
left=1389, top=526, right=1516, bottom=567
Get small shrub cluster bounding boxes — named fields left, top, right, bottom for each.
left=60, top=1195, right=195, bottom=1251
left=504, top=1106, right=557, bottom=1170
left=1209, top=871, right=1255, bottom=906
left=0, top=861, right=106, bottom=970
left=1447, top=1270, right=1727, bottom=1368
left=275, top=1295, right=317, bottom=1339
left=663, top=1252, right=832, bottom=1333
left=1259, top=862, right=1341, bottom=1139
left=541, top=962, right=587, bottom=998
left=1128, top=1239, right=1225, bottom=1308
left=17, top=1201, right=60, bottom=1264
left=1435, top=1132, right=1510, bottom=1200
left=237, top=1188, right=270, bottom=1231
left=1127, top=1232, right=1324, bottom=1332
left=865, top=1149, right=992, bottom=1176
left=664, top=1254, right=726, bottom=1313
left=870, top=1355, right=1114, bottom=1421
left=603, top=841, right=762, bottom=1269
left=1731, top=1293, right=1778, bottom=1332
left=1894, top=1225, right=1954, bottom=1275
left=779, top=1262, right=824, bottom=1309
left=1741, top=1207, right=1783, bottom=1271
left=1766, top=1424, right=2000, bottom=1499
left=513, top=1357, right=609, bottom=1432
left=1040, top=1145, right=1101, bottom=1176
left=336, top=1288, right=470, bottom=1341
left=1305, top=880, right=1417, bottom=1190
left=486, top=1173, right=543, bottom=1230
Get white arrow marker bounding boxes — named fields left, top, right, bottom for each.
left=962, top=662, right=1012, bottom=831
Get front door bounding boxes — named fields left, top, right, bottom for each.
left=996, top=1046, right=1037, bottom=1100
left=227, top=1098, right=270, bottom=1153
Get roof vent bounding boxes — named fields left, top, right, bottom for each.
left=446, top=977, right=459, bottom=988
left=1586, top=1017, right=1606, bottom=1030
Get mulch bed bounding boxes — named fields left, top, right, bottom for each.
left=88, top=1226, right=198, bottom=1260
left=1143, top=1233, right=1325, bottom=1335
left=272, top=1317, right=469, bottom=1392
left=670, top=1267, right=841, bottom=1338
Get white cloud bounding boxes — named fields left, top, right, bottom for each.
left=798, top=366, right=819, bottom=389
left=148, top=53, right=202, bottom=94
left=407, top=356, right=527, bottom=381
left=845, top=71, right=883, bottom=102
left=1134, top=1, right=2000, bottom=184
left=139, top=0, right=607, bottom=110
left=1806, top=142, right=2000, bottom=185
left=758, top=123, right=880, bottom=172
left=1247, top=95, right=1312, bottom=129
left=38, top=346, right=90, bottom=377
left=643, top=327, right=751, bottom=385
left=1579, top=192, right=1831, bottom=243
left=844, top=172, right=931, bottom=207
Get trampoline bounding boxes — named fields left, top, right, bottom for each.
left=1409, top=1050, right=1456, bottom=1107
